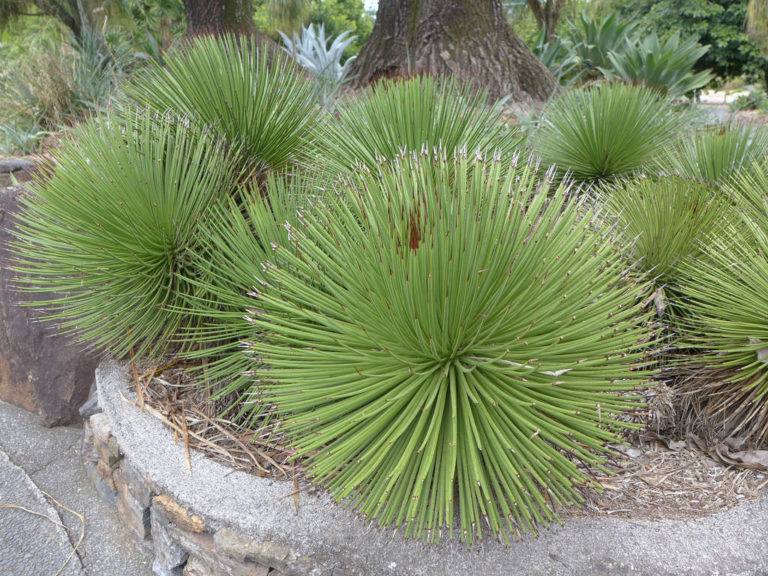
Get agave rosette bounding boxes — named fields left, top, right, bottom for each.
left=244, top=151, right=656, bottom=544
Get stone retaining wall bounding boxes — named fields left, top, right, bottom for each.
left=87, top=360, right=768, bottom=576
left=83, top=411, right=288, bottom=576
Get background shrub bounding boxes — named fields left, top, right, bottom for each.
left=244, top=151, right=656, bottom=544
left=532, top=83, right=691, bottom=183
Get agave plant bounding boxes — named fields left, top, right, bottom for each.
left=532, top=83, right=690, bottom=183
left=279, top=23, right=357, bottom=107
left=677, top=190, right=768, bottom=445
left=244, top=151, right=656, bottom=544
left=319, top=76, right=522, bottom=181
left=604, top=176, right=729, bottom=320
left=13, top=110, right=239, bottom=357
left=125, top=33, right=318, bottom=181
left=531, top=27, right=583, bottom=86
left=568, top=11, right=639, bottom=77
left=664, top=124, right=768, bottom=187
left=178, top=177, right=307, bottom=424
left=602, top=32, right=713, bottom=99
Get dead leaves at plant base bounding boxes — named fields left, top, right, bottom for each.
left=561, top=437, right=768, bottom=522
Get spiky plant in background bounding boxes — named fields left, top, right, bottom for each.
left=532, top=83, right=690, bottom=183
left=676, top=176, right=768, bottom=447
left=603, top=177, right=730, bottom=320
left=13, top=110, right=239, bottom=357
left=243, top=151, right=656, bottom=544
left=663, top=124, right=768, bottom=187
left=601, top=31, right=713, bottom=99
left=278, top=23, right=357, bottom=108
left=319, top=76, right=521, bottom=181
left=125, top=33, right=318, bottom=181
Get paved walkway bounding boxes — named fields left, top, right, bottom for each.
left=0, top=399, right=153, bottom=576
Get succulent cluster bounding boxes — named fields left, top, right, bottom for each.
left=15, top=33, right=768, bottom=545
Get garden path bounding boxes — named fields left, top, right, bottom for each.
left=0, top=398, right=153, bottom=576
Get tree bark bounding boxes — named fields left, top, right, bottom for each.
left=182, top=0, right=254, bottom=36
left=350, top=0, right=556, bottom=102
left=526, top=0, right=565, bottom=44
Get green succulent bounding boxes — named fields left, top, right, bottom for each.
left=601, top=31, right=713, bottom=99
left=244, top=151, right=656, bottom=544
left=13, top=110, right=238, bottom=357
left=604, top=176, right=730, bottom=318
left=125, top=33, right=318, bottom=181
left=319, top=76, right=521, bottom=181
left=664, top=124, right=768, bottom=187
left=533, top=83, right=689, bottom=183
left=179, top=176, right=308, bottom=424
left=680, top=163, right=768, bottom=402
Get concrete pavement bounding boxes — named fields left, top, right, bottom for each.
left=0, top=399, right=153, bottom=576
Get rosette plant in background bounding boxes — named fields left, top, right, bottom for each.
left=663, top=124, right=768, bottom=188
left=320, top=76, right=522, bottom=181
left=13, top=110, right=239, bottom=357
left=244, top=151, right=657, bottom=544
left=603, top=176, right=731, bottom=321
left=533, top=83, right=690, bottom=183
left=125, top=33, right=319, bottom=182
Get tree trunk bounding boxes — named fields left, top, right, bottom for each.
left=527, top=0, right=565, bottom=44
left=182, top=0, right=254, bottom=36
left=350, top=0, right=556, bottom=102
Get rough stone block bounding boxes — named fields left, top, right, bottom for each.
left=0, top=186, right=100, bottom=426
left=151, top=504, right=189, bottom=576
left=154, top=494, right=206, bottom=533
left=213, top=528, right=324, bottom=576
left=87, top=460, right=117, bottom=508
left=183, top=553, right=270, bottom=576
left=121, top=459, right=153, bottom=508
left=114, top=469, right=152, bottom=541
left=96, top=459, right=116, bottom=490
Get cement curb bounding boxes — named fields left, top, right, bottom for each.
left=0, top=447, right=86, bottom=576
left=98, top=360, right=768, bottom=576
